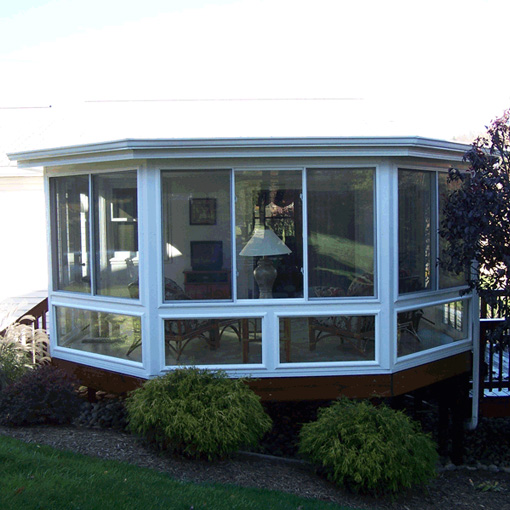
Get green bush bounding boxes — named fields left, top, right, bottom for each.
left=0, top=318, right=51, bottom=391
left=0, top=341, right=30, bottom=391
left=0, top=365, right=81, bottom=426
left=298, top=398, right=438, bottom=495
left=125, top=367, right=272, bottom=460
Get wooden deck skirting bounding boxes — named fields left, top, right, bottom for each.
left=53, top=352, right=472, bottom=401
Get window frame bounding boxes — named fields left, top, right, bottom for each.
left=50, top=169, right=140, bottom=300
left=158, top=164, right=381, bottom=373
left=397, top=167, right=467, bottom=298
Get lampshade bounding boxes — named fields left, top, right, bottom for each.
left=239, top=226, right=292, bottom=257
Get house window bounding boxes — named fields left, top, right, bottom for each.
left=398, top=170, right=434, bottom=293
left=55, top=306, right=142, bottom=362
left=164, top=317, right=262, bottom=365
left=397, top=299, right=468, bottom=357
left=52, top=176, right=90, bottom=293
left=94, top=172, right=138, bottom=297
left=51, top=171, right=138, bottom=298
left=279, top=315, right=376, bottom=363
left=308, top=169, right=375, bottom=297
left=398, top=170, right=466, bottom=294
left=235, top=170, right=303, bottom=299
left=161, top=168, right=375, bottom=302
left=162, top=170, right=232, bottom=301
left=438, top=173, right=466, bottom=289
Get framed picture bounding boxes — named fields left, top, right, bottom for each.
left=189, top=198, right=216, bottom=225
left=110, top=188, right=137, bottom=222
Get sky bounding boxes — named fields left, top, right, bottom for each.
left=1, top=0, right=509, bottom=157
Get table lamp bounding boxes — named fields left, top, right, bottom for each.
left=239, top=225, right=291, bottom=299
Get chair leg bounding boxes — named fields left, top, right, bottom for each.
left=241, top=319, right=250, bottom=363
left=208, top=322, right=220, bottom=351
left=308, top=319, right=317, bottom=351
left=283, top=318, right=291, bottom=362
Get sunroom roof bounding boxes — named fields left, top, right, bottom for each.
left=9, top=136, right=471, bottom=168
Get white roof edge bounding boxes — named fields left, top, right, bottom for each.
left=8, top=136, right=471, bottom=167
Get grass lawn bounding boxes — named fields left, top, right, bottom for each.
left=0, top=436, right=353, bottom=510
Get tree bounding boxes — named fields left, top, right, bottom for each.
left=440, top=109, right=510, bottom=338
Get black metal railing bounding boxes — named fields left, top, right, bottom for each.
left=480, top=320, right=510, bottom=392
left=480, top=292, right=510, bottom=393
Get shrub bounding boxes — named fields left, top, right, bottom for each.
left=125, top=367, right=272, bottom=460
left=0, top=316, right=51, bottom=391
left=0, top=340, right=30, bottom=391
left=0, top=365, right=81, bottom=426
left=298, top=398, right=438, bottom=495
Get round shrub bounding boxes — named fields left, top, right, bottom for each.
left=125, top=367, right=272, bottom=460
left=298, top=398, right=438, bottom=495
left=0, top=341, right=31, bottom=392
left=0, top=365, right=81, bottom=426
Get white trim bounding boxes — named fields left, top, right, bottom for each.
left=377, top=160, right=394, bottom=370
left=9, top=136, right=471, bottom=168
left=139, top=162, right=160, bottom=375
left=394, top=340, right=472, bottom=372
left=51, top=347, right=147, bottom=377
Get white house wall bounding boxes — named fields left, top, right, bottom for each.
left=0, top=176, right=48, bottom=302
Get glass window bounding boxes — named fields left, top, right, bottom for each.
left=279, top=315, right=375, bottom=363
left=236, top=171, right=303, bottom=299
left=438, top=173, right=466, bottom=289
left=161, top=170, right=231, bottom=301
left=308, top=169, right=375, bottom=298
left=164, top=317, right=262, bottom=365
left=94, top=172, right=138, bottom=298
left=397, top=300, right=468, bottom=357
left=55, top=306, right=142, bottom=362
left=51, top=176, right=90, bottom=293
left=398, top=170, right=434, bottom=293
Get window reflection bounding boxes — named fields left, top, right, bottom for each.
left=164, top=317, right=262, bottom=365
left=55, top=306, right=141, bottom=362
left=94, top=172, right=138, bottom=298
left=397, top=300, right=468, bottom=357
left=398, top=170, right=433, bottom=293
left=280, top=315, right=375, bottom=363
left=438, top=173, right=466, bottom=289
left=52, top=176, right=90, bottom=293
left=308, top=169, right=375, bottom=298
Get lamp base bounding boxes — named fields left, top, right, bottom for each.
left=254, top=257, right=277, bottom=299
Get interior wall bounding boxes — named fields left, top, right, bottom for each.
left=163, top=171, right=231, bottom=289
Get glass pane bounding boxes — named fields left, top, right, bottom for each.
left=438, top=173, right=466, bottom=288
left=280, top=315, right=375, bottom=363
left=164, top=317, right=262, bottom=365
left=236, top=170, right=303, bottom=299
left=308, top=169, right=375, bottom=298
left=55, top=306, right=142, bottom=362
left=51, top=176, right=90, bottom=293
left=398, top=170, right=433, bottom=293
left=94, top=171, right=138, bottom=298
left=161, top=170, right=231, bottom=301
left=397, top=300, right=468, bottom=357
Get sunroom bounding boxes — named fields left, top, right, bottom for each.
left=9, top=137, right=475, bottom=399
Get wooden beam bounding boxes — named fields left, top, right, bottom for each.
left=391, top=352, right=472, bottom=396
left=52, top=359, right=143, bottom=395
left=52, top=351, right=472, bottom=401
